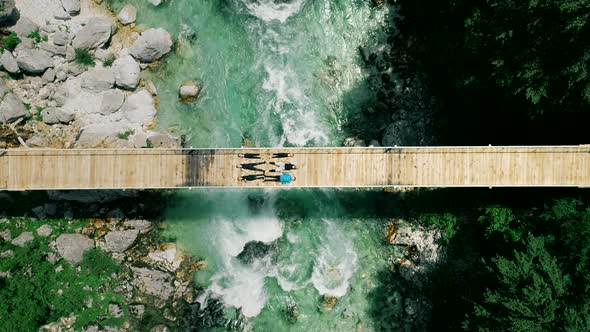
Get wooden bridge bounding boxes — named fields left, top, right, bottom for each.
left=1, top=146, right=590, bottom=190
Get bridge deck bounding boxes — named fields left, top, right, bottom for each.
left=1, top=146, right=589, bottom=190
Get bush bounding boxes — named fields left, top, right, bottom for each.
left=103, top=55, right=116, bottom=67
left=117, top=130, right=134, bottom=140
left=1, top=32, right=21, bottom=52
left=27, top=28, right=42, bottom=43
left=75, top=48, right=95, bottom=66
left=420, top=212, right=458, bottom=242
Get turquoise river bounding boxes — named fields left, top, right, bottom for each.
left=107, top=0, right=399, bottom=330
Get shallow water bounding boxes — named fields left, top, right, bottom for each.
left=107, top=0, right=395, bottom=330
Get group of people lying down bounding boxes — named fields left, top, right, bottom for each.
left=237, top=153, right=297, bottom=184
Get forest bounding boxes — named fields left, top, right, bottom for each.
left=391, top=0, right=590, bottom=330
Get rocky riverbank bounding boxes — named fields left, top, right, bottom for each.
left=0, top=190, right=208, bottom=331
left=0, top=0, right=183, bottom=148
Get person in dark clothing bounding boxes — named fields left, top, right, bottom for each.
left=265, top=173, right=296, bottom=184
left=271, top=153, right=294, bottom=158
left=236, top=162, right=266, bottom=172
left=238, top=153, right=262, bottom=159
left=238, top=174, right=265, bottom=182
left=268, top=162, right=297, bottom=172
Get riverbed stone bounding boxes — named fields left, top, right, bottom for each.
left=37, top=224, right=53, bottom=237
left=53, top=31, right=71, bottom=46
left=118, top=5, right=137, bottom=25
left=55, top=233, right=94, bottom=265
left=123, top=219, right=152, bottom=234
left=130, top=267, right=175, bottom=300
left=121, top=89, right=156, bottom=126
left=1, top=50, right=20, bottom=74
left=113, top=55, right=140, bottom=89
left=0, top=92, right=29, bottom=124
left=76, top=122, right=130, bottom=148
left=148, top=243, right=184, bottom=272
left=130, top=28, right=173, bottom=63
left=11, top=232, right=34, bottom=247
left=61, top=0, right=81, bottom=15
left=9, top=17, right=38, bottom=38
left=81, top=69, right=116, bottom=93
left=16, top=49, right=53, bottom=74
left=41, top=107, right=75, bottom=124
left=104, top=229, right=139, bottom=253
left=100, top=89, right=125, bottom=115
left=71, top=17, right=114, bottom=50
left=179, top=80, right=200, bottom=102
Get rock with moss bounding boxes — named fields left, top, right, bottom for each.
left=54, top=233, right=94, bottom=265
left=104, top=229, right=139, bottom=253
left=11, top=231, right=33, bottom=247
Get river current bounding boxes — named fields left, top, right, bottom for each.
left=107, top=0, right=396, bottom=330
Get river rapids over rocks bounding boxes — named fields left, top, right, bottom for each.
left=107, top=0, right=401, bottom=330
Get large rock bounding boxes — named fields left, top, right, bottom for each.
left=381, top=120, right=419, bottom=147
left=71, top=18, right=114, bottom=50
left=81, top=69, right=115, bottom=93
left=38, top=42, right=67, bottom=57
left=113, top=55, right=140, bottom=89
left=0, top=92, right=29, bottom=124
left=41, top=107, right=75, bottom=124
left=37, top=224, right=53, bottom=237
left=121, top=90, right=156, bottom=126
left=61, top=0, right=80, bottom=15
left=55, top=234, right=94, bottom=265
left=16, top=49, right=53, bottom=74
left=9, top=17, right=38, bottom=38
left=53, top=31, right=71, bottom=46
left=1, top=50, right=20, bottom=74
left=11, top=232, right=33, bottom=247
left=148, top=243, right=184, bottom=272
left=104, top=229, right=139, bottom=253
left=130, top=28, right=173, bottom=63
left=99, top=89, right=125, bottom=114
left=76, top=122, right=130, bottom=148
left=118, top=5, right=137, bottom=25
left=0, top=0, right=18, bottom=26
left=179, top=80, right=200, bottom=102
left=130, top=267, right=175, bottom=300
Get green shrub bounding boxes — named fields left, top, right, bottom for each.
left=117, top=130, right=134, bottom=140
left=420, top=212, right=459, bottom=242
left=1, top=32, right=21, bottom=52
left=23, top=102, right=31, bottom=110
left=75, top=48, right=95, bottom=66
left=27, top=28, right=42, bottom=43
left=103, top=55, right=116, bottom=67
left=35, top=107, right=43, bottom=121
left=80, top=248, right=121, bottom=277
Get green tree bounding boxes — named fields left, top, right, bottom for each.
left=465, top=234, right=587, bottom=331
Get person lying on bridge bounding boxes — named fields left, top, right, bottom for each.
left=236, top=162, right=266, bottom=172
left=272, top=153, right=294, bottom=158
left=268, top=162, right=297, bottom=172
left=265, top=173, right=296, bottom=184
left=238, top=174, right=265, bottom=182
left=238, top=153, right=262, bottom=159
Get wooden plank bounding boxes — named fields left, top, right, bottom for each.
left=3, top=146, right=590, bottom=190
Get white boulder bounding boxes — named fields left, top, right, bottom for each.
left=121, top=90, right=156, bottom=126
left=113, top=55, right=140, bottom=89
left=130, top=28, right=173, bottom=63
left=118, top=5, right=137, bottom=25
